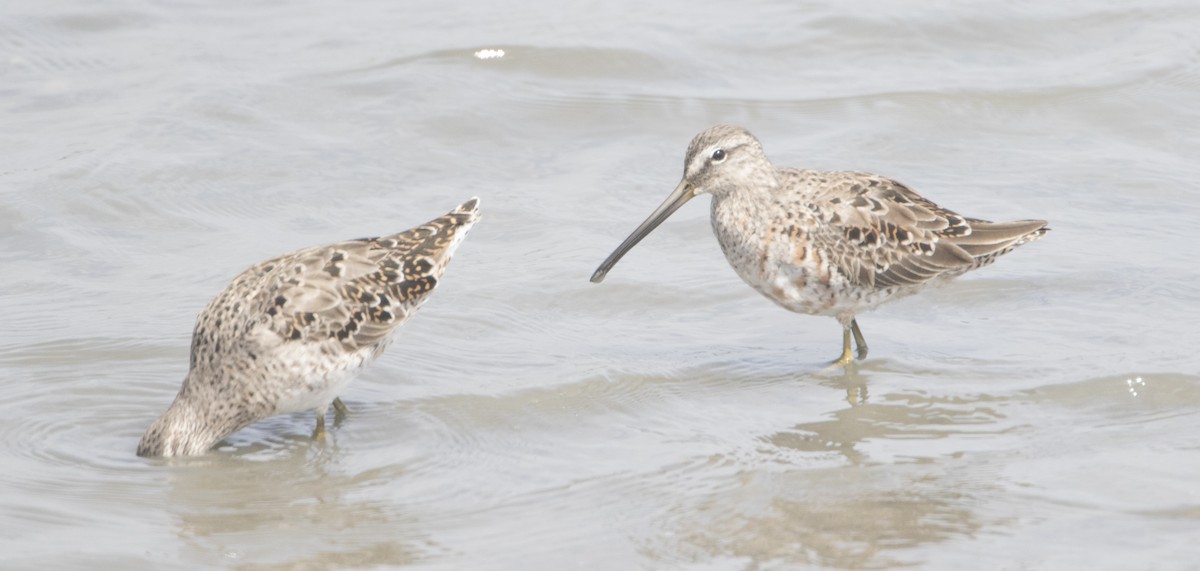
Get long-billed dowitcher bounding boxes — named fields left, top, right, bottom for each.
left=137, top=198, right=481, bottom=457
left=592, top=125, right=1048, bottom=365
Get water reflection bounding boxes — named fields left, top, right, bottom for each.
left=825, top=364, right=871, bottom=406
left=164, top=439, right=429, bottom=569
left=672, top=476, right=987, bottom=569
left=649, top=367, right=1008, bottom=569
left=774, top=373, right=1007, bottom=466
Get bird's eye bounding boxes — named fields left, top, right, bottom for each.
left=711, top=149, right=727, bottom=162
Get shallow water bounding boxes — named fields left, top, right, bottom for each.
left=3, top=0, right=1199, bottom=569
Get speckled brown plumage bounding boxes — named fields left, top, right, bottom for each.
left=137, top=198, right=481, bottom=457
left=592, top=125, right=1048, bottom=364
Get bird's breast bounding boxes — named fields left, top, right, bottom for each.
left=710, top=197, right=853, bottom=317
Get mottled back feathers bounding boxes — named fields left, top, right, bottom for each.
left=191, top=198, right=479, bottom=366
left=788, top=169, right=1048, bottom=290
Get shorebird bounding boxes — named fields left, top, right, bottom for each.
left=591, top=125, right=1047, bottom=365
left=137, top=198, right=481, bottom=457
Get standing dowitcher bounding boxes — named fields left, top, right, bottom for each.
left=592, top=125, right=1048, bottom=365
left=137, top=198, right=481, bottom=457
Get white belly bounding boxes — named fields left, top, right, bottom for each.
left=270, top=342, right=379, bottom=414
left=743, top=262, right=910, bottom=320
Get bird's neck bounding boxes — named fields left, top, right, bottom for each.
left=710, top=182, right=777, bottom=278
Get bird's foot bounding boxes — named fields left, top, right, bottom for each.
left=833, top=325, right=861, bottom=366
left=832, top=345, right=857, bottom=367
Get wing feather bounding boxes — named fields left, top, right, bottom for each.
left=780, top=170, right=1044, bottom=289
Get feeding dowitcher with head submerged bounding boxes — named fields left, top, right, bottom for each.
left=592, top=125, right=1048, bottom=365
left=137, top=198, right=481, bottom=457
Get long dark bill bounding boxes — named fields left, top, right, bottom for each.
left=590, top=180, right=696, bottom=283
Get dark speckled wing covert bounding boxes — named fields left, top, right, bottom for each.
left=791, top=170, right=1047, bottom=289
left=194, top=201, right=477, bottom=363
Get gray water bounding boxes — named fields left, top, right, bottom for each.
left=3, top=0, right=1199, bottom=569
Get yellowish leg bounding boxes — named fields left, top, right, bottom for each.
left=833, top=325, right=856, bottom=366
left=313, top=411, right=327, bottom=440
left=311, top=399, right=349, bottom=439
left=850, top=319, right=869, bottom=360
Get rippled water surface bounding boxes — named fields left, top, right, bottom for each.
left=3, top=0, right=1199, bottom=569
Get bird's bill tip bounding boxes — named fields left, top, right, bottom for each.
left=589, top=180, right=694, bottom=283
